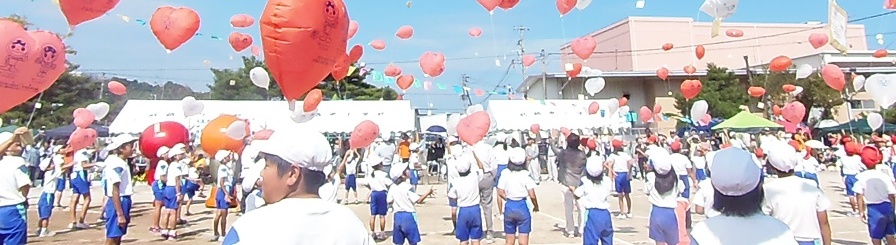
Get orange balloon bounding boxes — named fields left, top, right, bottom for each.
left=331, top=53, right=350, bottom=81
left=348, top=44, right=363, bottom=63
left=59, top=0, right=120, bottom=27
left=680, top=79, right=703, bottom=100
left=684, top=65, right=697, bottom=74
left=303, top=89, right=323, bottom=112
left=384, top=64, right=402, bottom=77
left=397, top=74, right=414, bottom=91
left=618, top=97, right=629, bottom=106
left=782, top=84, right=796, bottom=93
left=874, top=49, right=889, bottom=58
left=200, top=115, right=247, bottom=155
left=662, top=43, right=674, bottom=51
left=657, top=67, right=669, bottom=80
left=769, top=56, right=793, bottom=72
left=725, top=29, right=744, bottom=38
left=773, top=104, right=782, bottom=116
left=261, top=0, right=350, bottom=102
left=228, top=32, right=253, bottom=52
left=348, top=20, right=359, bottom=39
left=748, top=86, right=766, bottom=98
left=695, top=45, right=705, bottom=60
left=149, top=6, right=201, bottom=52
left=565, top=63, right=583, bottom=78
left=230, top=14, right=255, bottom=28
left=395, top=25, right=414, bottom=40
left=108, top=81, right=127, bottom=95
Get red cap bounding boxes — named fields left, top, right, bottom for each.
left=787, top=140, right=800, bottom=151
left=892, top=135, right=896, bottom=144
left=860, top=146, right=883, bottom=169
left=754, top=148, right=764, bottom=158
left=648, top=135, right=658, bottom=143
left=587, top=138, right=597, bottom=150
left=580, top=137, right=590, bottom=147
left=611, top=139, right=623, bottom=149
left=841, top=136, right=853, bottom=145
left=845, top=142, right=861, bottom=155
left=670, top=141, right=682, bottom=151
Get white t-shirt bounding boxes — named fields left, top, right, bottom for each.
left=704, top=151, right=717, bottom=170
left=608, top=152, right=633, bottom=173
left=243, top=189, right=266, bottom=213
left=448, top=171, right=483, bottom=207
left=42, top=168, right=62, bottom=194
left=491, top=146, right=509, bottom=167
left=154, top=160, right=169, bottom=181
left=497, top=169, right=536, bottom=201
left=690, top=214, right=799, bottom=245
left=762, top=176, right=831, bottom=241
left=669, top=153, right=692, bottom=176
left=574, top=177, right=611, bottom=210
left=691, top=155, right=707, bottom=169
left=165, top=160, right=184, bottom=186
left=840, top=156, right=865, bottom=175
left=0, top=157, right=31, bottom=206
left=692, top=178, right=719, bottom=218
left=445, top=157, right=462, bottom=185
left=644, top=174, right=683, bottom=208
left=387, top=182, right=420, bottom=213
left=319, top=174, right=340, bottom=203
left=853, top=169, right=896, bottom=204
left=368, top=170, right=392, bottom=192
left=345, top=158, right=358, bottom=175
left=224, top=198, right=374, bottom=245
left=102, top=155, right=133, bottom=197
left=473, top=142, right=493, bottom=173
left=799, top=157, right=820, bottom=174
left=218, top=165, right=233, bottom=189
left=645, top=145, right=668, bottom=161
left=878, top=164, right=896, bottom=183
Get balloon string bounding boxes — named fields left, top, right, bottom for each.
left=489, top=14, right=499, bottom=62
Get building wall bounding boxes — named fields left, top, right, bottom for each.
left=560, top=19, right=635, bottom=72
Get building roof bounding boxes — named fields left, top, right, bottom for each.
left=517, top=69, right=761, bottom=93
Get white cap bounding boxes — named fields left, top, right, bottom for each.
left=215, top=150, right=233, bottom=162
left=0, top=132, right=12, bottom=144
left=765, top=142, right=799, bottom=172
left=390, top=162, right=409, bottom=179
left=156, top=146, right=170, bottom=159
left=585, top=158, right=603, bottom=176
left=365, top=155, right=384, bottom=166
left=242, top=159, right=265, bottom=193
left=455, top=157, right=472, bottom=173
left=507, top=147, right=526, bottom=165
left=250, top=127, right=333, bottom=171
left=105, top=134, right=137, bottom=151
left=167, top=146, right=186, bottom=158
left=449, top=144, right=464, bottom=157
left=448, top=136, right=458, bottom=143
left=650, top=151, right=673, bottom=175
left=710, top=148, right=762, bottom=196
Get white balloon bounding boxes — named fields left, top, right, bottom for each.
left=446, top=114, right=462, bottom=136
left=225, top=120, right=248, bottom=140
left=86, top=102, right=110, bottom=121
left=853, top=75, right=866, bottom=91
left=182, top=96, right=205, bottom=117
left=795, top=64, right=813, bottom=79
left=700, top=0, right=739, bottom=19
left=575, top=0, right=592, bottom=10
left=607, top=98, right=620, bottom=115
left=864, top=74, right=896, bottom=109
left=249, top=67, right=271, bottom=89
left=584, top=77, right=606, bottom=96
left=466, top=104, right=484, bottom=114
left=867, top=112, right=884, bottom=130
left=290, top=109, right=317, bottom=123
left=690, top=100, right=709, bottom=122
left=790, top=86, right=804, bottom=96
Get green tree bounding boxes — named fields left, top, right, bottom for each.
left=208, top=56, right=398, bottom=101
left=753, top=71, right=844, bottom=124
left=674, top=64, right=750, bottom=120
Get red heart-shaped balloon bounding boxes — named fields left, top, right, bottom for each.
left=228, top=32, right=253, bottom=52
left=457, top=111, right=491, bottom=145
left=59, top=0, right=121, bottom=27
left=149, top=6, right=201, bottom=52
left=350, top=120, right=379, bottom=149
left=0, top=21, right=68, bottom=114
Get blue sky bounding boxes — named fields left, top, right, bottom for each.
left=5, top=0, right=895, bottom=112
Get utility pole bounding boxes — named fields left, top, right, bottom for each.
left=460, top=74, right=473, bottom=107
left=540, top=49, right=547, bottom=100
left=514, top=25, right=529, bottom=98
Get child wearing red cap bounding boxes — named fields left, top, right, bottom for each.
left=839, top=142, right=866, bottom=217
left=852, top=145, right=896, bottom=244
left=606, top=139, right=634, bottom=219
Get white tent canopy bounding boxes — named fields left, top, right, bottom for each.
left=109, top=100, right=416, bottom=134
left=486, top=99, right=630, bottom=131
left=418, top=113, right=449, bottom=132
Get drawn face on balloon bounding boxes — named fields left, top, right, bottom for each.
left=41, top=46, right=58, bottom=63
left=8, top=38, right=27, bottom=58
left=323, top=1, right=338, bottom=22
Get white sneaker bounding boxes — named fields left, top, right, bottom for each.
left=74, top=223, right=90, bottom=229
left=616, top=213, right=627, bottom=219
left=625, top=213, right=633, bottom=218
left=217, top=236, right=225, bottom=242
left=67, top=223, right=75, bottom=229
left=39, top=230, right=54, bottom=237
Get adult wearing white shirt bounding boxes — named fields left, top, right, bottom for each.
left=223, top=127, right=373, bottom=245
left=473, top=141, right=497, bottom=242
left=0, top=130, right=32, bottom=245
left=763, top=143, right=832, bottom=245
left=690, top=148, right=798, bottom=245
left=101, top=135, right=138, bottom=245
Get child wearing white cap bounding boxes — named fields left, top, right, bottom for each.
left=573, top=150, right=614, bottom=245
left=447, top=146, right=485, bottom=245
left=222, top=127, right=373, bottom=244
left=334, top=146, right=360, bottom=204
left=211, top=150, right=234, bottom=242
left=36, top=154, right=64, bottom=237
left=101, top=134, right=139, bottom=245
left=690, top=148, right=798, bottom=244
left=387, top=162, right=435, bottom=245
left=148, top=146, right=170, bottom=233
left=691, top=171, right=718, bottom=218
left=643, top=150, right=683, bottom=245
left=496, top=147, right=540, bottom=245
left=68, top=148, right=95, bottom=230
left=0, top=130, right=31, bottom=245
left=366, top=155, right=392, bottom=240
left=444, top=142, right=465, bottom=234
left=763, top=143, right=832, bottom=245
left=161, top=143, right=187, bottom=240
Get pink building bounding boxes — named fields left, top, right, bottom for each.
left=519, top=16, right=891, bottom=133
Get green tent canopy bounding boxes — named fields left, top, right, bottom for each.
left=817, top=118, right=896, bottom=134
left=712, top=111, right=783, bottom=132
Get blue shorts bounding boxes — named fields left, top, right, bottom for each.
left=456, top=205, right=483, bottom=241
left=104, top=196, right=133, bottom=238
left=584, top=208, right=613, bottom=245
left=447, top=183, right=457, bottom=207
left=151, top=181, right=165, bottom=202
left=0, top=203, right=26, bottom=245
left=215, top=186, right=232, bottom=210
left=801, top=172, right=819, bottom=187
left=38, top=193, right=54, bottom=220
left=614, top=172, right=631, bottom=194
left=679, top=175, right=691, bottom=198
left=370, top=190, right=388, bottom=216
left=163, top=186, right=180, bottom=210
left=845, top=174, right=858, bottom=196
left=345, top=174, right=357, bottom=191
left=494, top=165, right=507, bottom=187
left=183, top=181, right=199, bottom=199
left=867, top=202, right=896, bottom=239
left=503, top=199, right=532, bottom=235
left=392, top=212, right=422, bottom=245
left=695, top=169, right=706, bottom=181
left=71, top=175, right=91, bottom=195
left=648, top=205, right=679, bottom=244
left=409, top=169, right=419, bottom=186
left=55, top=178, right=67, bottom=192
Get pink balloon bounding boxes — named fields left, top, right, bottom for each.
left=639, top=106, right=653, bottom=123
left=348, top=44, right=364, bottom=63
left=530, top=124, right=540, bottom=132
left=588, top=102, right=599, bottom=115
left=477, top=0, right=501, bottom=12
left=522, top=55, right=536, bottom=67
left=653, top=104, right=663, bottom=114
left=349, top=120, right=379, bottom=149
left=468, top=27, right=482, bottom=38
left=808, top=33, right=829, bottom=49
left=251, top=45, right=261, bottom=56
left=820, top=64, right=845, bottom=91
left=0, top=21, right=68, bottom=114
left=68, top=128, right=91, bottom=151
left=72, top=108, right=95, bottom=128
left=384, top=64, right=402, bottom=77
left=423, top=81, right=432, bottom=91
left=560, top=127, right=571, bottom=137
left=59, top=0, right=120, bottom=27
left=699, top=114, right=712, bottom=126
left=457, top=111, right=491, bottom=145
left=570, top=36, right=597, bottom=60
left=419, top=51, right=446, bottom=77
left=395, top=25, right=414, bottom=40
left=252, top=129, right=274, bottom=141
left=782, top=101, right=807, bottom=123
left=230, top=14, right=255, bottom=28
left=369, top=39, right=386, bottom=51
left=556, top=0, right=577, bottom=16
left=348, top=20, right=359, bottom=39
left=108, top=81, right=127, bottom=95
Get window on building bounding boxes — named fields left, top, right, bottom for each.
left=847, top=99, right=877, bottom=110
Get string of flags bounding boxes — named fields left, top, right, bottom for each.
left=366, top=70, right=516, bottom=98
